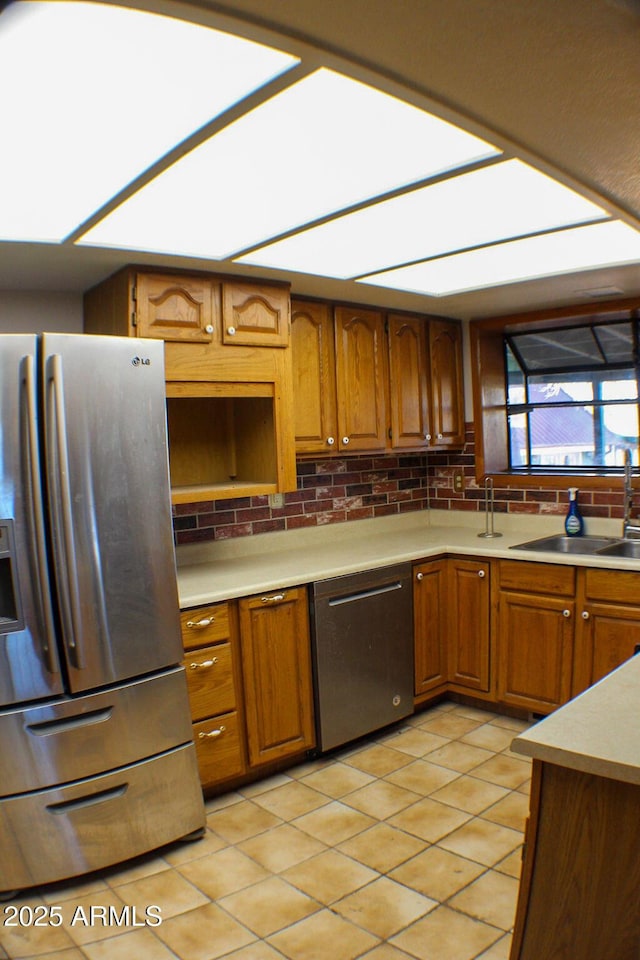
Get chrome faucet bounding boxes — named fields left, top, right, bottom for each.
left=623, top=448, right=640, bottom=539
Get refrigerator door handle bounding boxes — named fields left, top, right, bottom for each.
left=46, top=353, right=85, bottom=669
left=22, top=353, right=59, bottom=675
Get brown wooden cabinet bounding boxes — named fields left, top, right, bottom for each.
left=222, top=280, right=290, bottom=347
left=428, top=318, right=465, bottom=447
left=84, top=267, right=296, bottom=502
left=134, top=272, right=217, bottom=343
left=239, top=586, right=315, bottom=767
left=388, top=313, right=430, bottom=450
left=181, top=586, right=315, bottom=789
left=180, top=602, right=246, bottom=788
left=291, top=299, right=338, bottom=454
left=572, top=567, right=640, bottom=695
left=413, top=555, right=492, bottom=705
left=334, top=305, right=389, bottom=452
left=413, top=559, right=448, bottom=699
left=511, top=759, right=640, bottom=960
left=448, top=557, right=492, bottom=694
left=497, top=561, right=575, bottom=714
left=291, top=300, right=465, bottom=457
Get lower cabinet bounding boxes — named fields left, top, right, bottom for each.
left=448, top=557, right=491, bottom=694
left=572, top=567, right=640, bottom=696
left=413, top=559, right=448, bottom=697
left=239, top=587, right=316, bottom=766
left=181, top=587, right=315, bottom=790
left=180, top=602, right=246, bottom=788
left=497, top=561, right=640, bottom=714
left=497, top=561, right=575, bottom=714
left=413, top=556, right=492, bottom=704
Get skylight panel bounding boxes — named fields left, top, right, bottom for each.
left=357, top=221, right=640, bottom=296
left=0, top=1, right=298, bottom=243
left=78, top=67, right=500, bottom=258
left=235, top=159, right=608, bottom=278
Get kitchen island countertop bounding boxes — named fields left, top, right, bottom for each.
left=176, top=508, right=636, bottom=607
left=511, top=651, right=640, bottom=785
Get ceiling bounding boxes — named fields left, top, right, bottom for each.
left=2, top=0, right=640, bottom=321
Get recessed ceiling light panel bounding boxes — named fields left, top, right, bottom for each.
left=0, top=1, right=298, bottom=242
left=78, top=67, right=500, bottom=258
left=236, top=159, right=608, bottom=278
left=357, top=220, right=640, bottom=296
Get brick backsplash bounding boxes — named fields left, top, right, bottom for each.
left=173, top=424, right=626, bottom=544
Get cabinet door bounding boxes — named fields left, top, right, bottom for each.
left=574, top=602, right=640, bottom=693
left=135, top=273, right=216, bottom=342
left=428, top=319, right=465, bottom=447
left=448, top=558, right=491, bottom=692
left=413, top=560, right=448, bottom=696
left=334, top=306, right=389, bottom=452
left=239, top=587, right=315, bottom=766
left=222, top=281, right=290, bottom=347
left=291, top=300, right=338, bottom=454
left=498, top=592, right=574, bottom=712
left=388, top=314, right=430, bottom=450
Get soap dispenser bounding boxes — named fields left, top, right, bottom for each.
left=565, top=487, right=584, bottom=537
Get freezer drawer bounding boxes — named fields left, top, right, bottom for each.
left=0, top=743, right=204, bottom=893
left=0, top=668, right=193, bottom=796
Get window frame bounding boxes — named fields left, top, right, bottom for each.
left=469, top=297, right=640, bottom=488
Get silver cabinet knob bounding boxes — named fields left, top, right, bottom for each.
left=437, top=433, right=444, bottom=439
left=204, top=324, right=214, bottom=334
left=478, top=569, right=486, bottom=578
left=416, top=572, right=424, bottom=581
left=563, top=609, right=571, bottom=618
left=226, top=326, right=236, bottom=336
left=425, top=433, right=431, bottom=442
left=327, top=436, right=335, bottom=446
left=342, top=436, right=350, bottom=445
left=582, top=610, right=590, bottom=620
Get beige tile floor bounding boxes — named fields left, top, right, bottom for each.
left=0, top=701, right=531, bottom=960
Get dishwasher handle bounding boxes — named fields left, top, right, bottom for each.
left=327, top=580, right=404, bottom=607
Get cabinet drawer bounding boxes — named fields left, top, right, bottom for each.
left=193, top=712, right=245, bottom=785
left=181, top=603, right=231, bottom=650
left=583, top=568, right=640, bottom=605
left=499, top=560, right=575, bottom=597
left=184, top=643, right=235, bottom=721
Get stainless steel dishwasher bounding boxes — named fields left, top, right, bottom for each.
left=310, top=563, right=414, bottom=752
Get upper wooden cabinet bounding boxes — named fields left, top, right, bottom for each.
left=335, top=305, right=389, bottom=452
left=291, top=300, right=338, bottom=454
left=84, top=267, right=296, bottom=502
left=134, top=273, right=217, bottom=343
left=388, top=313, right=430, bottom=450
left=428, top=319, right=465, bottom=447
left=291, top=300, right=465, bottom=457
left=222, top=280, right=290, bottom=347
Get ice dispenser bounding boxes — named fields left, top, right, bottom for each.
left=0, top=519, right=23, bottom=632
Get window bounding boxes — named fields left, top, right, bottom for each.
left=505, top=319, right=639, bottom=470
left=469, top=302, right=640, bottom=484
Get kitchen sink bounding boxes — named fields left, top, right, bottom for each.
left=510, top=535, right=619, bottom=555
left=595, top=539, right=640, bottom=559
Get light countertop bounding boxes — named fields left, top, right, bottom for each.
left=175, top=508, right=635, bottom=607
left=511, top=653, right=640, bottom=785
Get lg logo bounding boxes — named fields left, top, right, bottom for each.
left=131, top=356, right=151, bottom=367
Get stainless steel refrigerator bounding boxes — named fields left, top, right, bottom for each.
left=0, top=333, right=205, bottom=895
